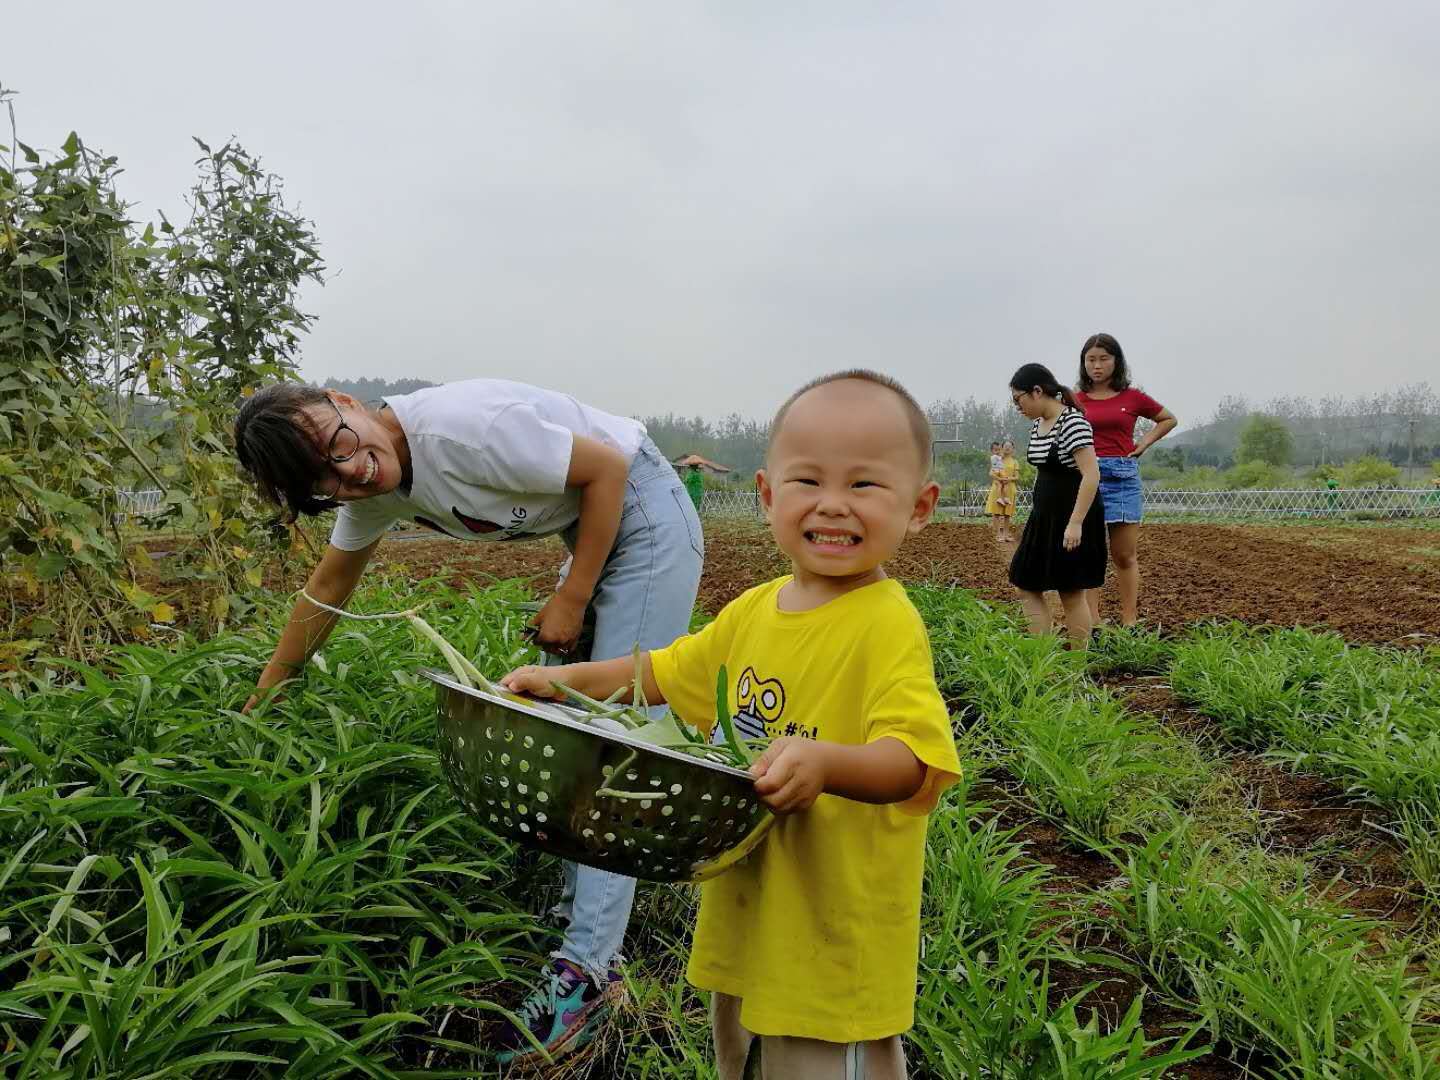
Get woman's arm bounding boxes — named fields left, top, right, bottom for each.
left=530, top=435, right=631, bottom=653
left=1131, top=407, right=1178, bottom=457
left=245, top=539, right=380, bottom=711
left=1065, top=446, right=1101, bottom=550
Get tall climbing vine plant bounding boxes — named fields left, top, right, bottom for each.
left=0, top=87, right=326, bottom=667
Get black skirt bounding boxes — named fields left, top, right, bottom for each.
left=1009, top=443, right=1107, bottom=593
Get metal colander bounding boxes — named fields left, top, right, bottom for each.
left=425, top=669, right=774, bottom=883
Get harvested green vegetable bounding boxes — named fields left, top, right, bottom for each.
left=299, top=588, right=500, bottom=694
left=713, top=663, right=750, bottom=766
left=300, top=591, right=764, bottom=787
left=581, top=656, right=762, bottom=797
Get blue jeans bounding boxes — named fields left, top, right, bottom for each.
left=544, top=436, right=704, bottom=980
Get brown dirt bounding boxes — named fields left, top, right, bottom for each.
left=373, top=520, right=1440, bottom=645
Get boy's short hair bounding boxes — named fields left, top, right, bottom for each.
left=768, top=370, right=932, bottom=477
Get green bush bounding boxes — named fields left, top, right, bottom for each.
left=1151, top=466, right=1223, bottom=491
left=1236, top=415, right=1295, bottom=467
left=1222, top=461, right=1293, bottom=490
left=1137, top=464, right=1184, bottom=488
left=1337, top=455, right=1402, bottom=487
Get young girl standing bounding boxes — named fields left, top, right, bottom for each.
left=1074, top=333, right=1178, bottom=627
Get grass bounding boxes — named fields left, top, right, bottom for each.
left=914, top=790, right=1207, bottom=1077
left=913, top=586, right=1440, bottom=1078
left=0, top=577, right=546, bottom=1077
left=4, top=574, right=1440, bottom=1076
left=1168, top=623, right=1440, bottom=895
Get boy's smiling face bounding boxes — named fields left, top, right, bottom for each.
left=758, top=379, right=940, bottom=596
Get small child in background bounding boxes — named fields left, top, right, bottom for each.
left=990, top=440, right=1012, bottom=507
left=503, top=370, right=961, bottom=1079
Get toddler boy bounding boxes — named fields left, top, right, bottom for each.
left=503, top=371, right=961, bottom=1079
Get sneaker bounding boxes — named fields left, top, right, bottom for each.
left=494, top=959, right=622, bottom=1064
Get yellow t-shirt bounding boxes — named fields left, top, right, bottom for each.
left=650, top=576, right=962, bottom=1042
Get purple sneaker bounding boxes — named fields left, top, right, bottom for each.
left=495, top=959, right=623, bottom=1064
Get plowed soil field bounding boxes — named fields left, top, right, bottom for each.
left=374, top=520, right=1440, bottom=645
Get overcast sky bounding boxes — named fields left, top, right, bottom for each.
left=7, top=2, right=1438, bottom=423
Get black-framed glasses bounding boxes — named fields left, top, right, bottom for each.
left=313, top=398, right=360, bottom=499
left=1010, top=390, right=1031, bottom=409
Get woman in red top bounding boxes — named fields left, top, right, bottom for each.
left=1075, top=333, right=1178, bottom=627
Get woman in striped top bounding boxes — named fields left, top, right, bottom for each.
left=1006, top=363, right=1107, bottom=648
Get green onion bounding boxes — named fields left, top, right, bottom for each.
left=713, top=663, right=751, bottom=766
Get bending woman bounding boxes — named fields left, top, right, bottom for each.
left=1074, top=333, right=1178, bottom=627
left=1007, top=364, right=1106, bottom=648
left=234, top=379, right=703, bottom=1064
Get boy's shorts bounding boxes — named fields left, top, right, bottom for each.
left=711, top=992, right=907, bottom=1080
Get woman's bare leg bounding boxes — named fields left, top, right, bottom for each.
left=991, top=514, right=1005, bottom=541
left=1108, top=523, right=1140, bottom=625
left=1058, top=589, right=1093, bottom=650
left=1017, top=590, right=1053, bottom=636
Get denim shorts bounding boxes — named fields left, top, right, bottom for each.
left=1098, top=456, right=1142, bottom=524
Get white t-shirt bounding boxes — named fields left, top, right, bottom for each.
left=329, top=379, right=646, bottom=551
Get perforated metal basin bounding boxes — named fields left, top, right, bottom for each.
left=425, top=669, right=774, bottom=883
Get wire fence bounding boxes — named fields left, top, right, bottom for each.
left=112, top=486, right=1440, bottom=525
left=698, top=486, right=1440, bottom=521
left=113, top=488, right=167, bottom=521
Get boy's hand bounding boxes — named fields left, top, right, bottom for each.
left=500, top=664, right=571, bottom=699
left=499, top=653, right=663, bottom=711
left=750, top=737, right=829, bottom=815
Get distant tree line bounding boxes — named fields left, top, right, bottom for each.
left=315, top=376, right=438, bottom=402
left=1175, top=384, right=1439, bottom=469
left=289, top=377, right=1440, bottom=489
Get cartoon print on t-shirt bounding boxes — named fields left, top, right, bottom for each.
left=710, top=666, right=816, bottom=743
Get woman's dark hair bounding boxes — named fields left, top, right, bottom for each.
left=1078, top=332, right=1130, bottom=392
left=1010, top=363, right=1080, bottom=410
left=234, top=383, right=339, bottom=522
